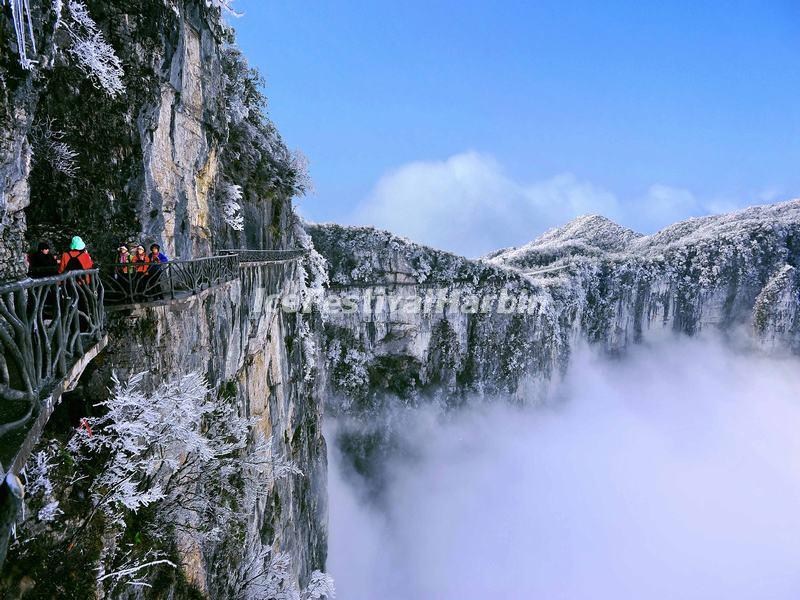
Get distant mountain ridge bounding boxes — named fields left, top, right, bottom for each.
left=487, top=199, right=800, bottom=271
left=307, top=197, right=800, bottom=415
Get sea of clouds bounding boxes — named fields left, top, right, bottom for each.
left=328, top=337, right=800, bottom=599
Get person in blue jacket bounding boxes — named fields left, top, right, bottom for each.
left=149, top=244, right=168, bottom=265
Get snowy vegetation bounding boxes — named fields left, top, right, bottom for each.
left=61, top=0, right=125, bottom=97
left=221, top=181, right=245, bottom=231
left=234, top=545, right=336, bottom=600
left=206, top=0, right=241, bottom=17
left=309, top=198, right=800, bottom=416
left=217, top=45, right=312, bottom=245
left=2, top=0, right=124, bottom=93
left=307, top=222, right=530, bottom=288
left=11, top=371, right=332, bottom=597
left=30, top=117, right=79, bottom=178
left=221, top=47, right=311, bottom=202
left=488, top=214, right=642, bottom=270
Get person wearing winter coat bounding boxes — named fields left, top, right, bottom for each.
left=58, top=236, right=95, bottom=328
left=58, top=236, right=94, bottom=284
left=148, top=244, right=168, bottom=265
left=131, top=245, right=150, bottom=273
left=28, top=242, right=59, bottom=278
left=130, top=245, right=150, bottom=300
left=116, top=245, right=132, bottom=276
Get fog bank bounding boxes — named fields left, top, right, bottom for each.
left=329, top=338, right=800, bottom=599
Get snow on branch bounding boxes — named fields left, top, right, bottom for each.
left=61, top=371, right=305, bottom=589
left=221, top=181, right=245, bottom=231
left=206, top=0, right=242, bottom=17
left=305, top=571, right=337, bottom=599
left=17, top=369, right=312, bottom=592
left=2, top=0, right=37, bottom=69
left=97, top=558, right=177, bottom=585
left=62, top=0, right=124, bottom=97
left=291, top=149, right=314, bottom=196
left=23, top=447, right=63, bottom=523
left=235, top=545, right=335, bottom=600
left=31, top=118, right=79, bottom=177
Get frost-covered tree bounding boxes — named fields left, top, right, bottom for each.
left=221, top=47, right=308, bottom=200
left=221, top=181, right=245, bottom=231
left=1, top=0, right=124, bottom=93
left=23, top=447, right=61, bottom=523
left=291, top=149, right=314, bottom=195
left=31, top=117, right=79, bottom=178
left=13, top=371, right=324, bottom=595
left=61, top=0, right=125, bottom=97
left=206, top=0, right=242, bottom=17
left=304, top=571, right=337, bottom=599
left=234, top=546, right=336, bottom=600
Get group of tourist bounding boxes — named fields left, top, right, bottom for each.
left=114, top=243, right=169, bottom=272
left=114, top=242, right=169, bottom=300
left=27, top=237, right=170, bottom=301
left=27, top=236, right=94, bottom=278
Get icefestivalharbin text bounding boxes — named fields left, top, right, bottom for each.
left=261, top=288, right=555, bottom=316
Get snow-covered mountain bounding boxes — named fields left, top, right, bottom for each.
left=309, top=199, right=800, bottom=414
left=484, top=214, right=642, bottom=269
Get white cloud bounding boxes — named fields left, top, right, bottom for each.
left=351, top=152, right=750, bottom=257
left=353, top=153, right=524, bottom=257
left=329, top=338, right=800, bottom=599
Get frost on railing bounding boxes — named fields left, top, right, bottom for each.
left=219, top=248, right=307, bottom=263
left=99, top=255, right=240, bottom=306
left=2, top=0, right=37, bottom=69
left=0, top=270, right=104, bottom=444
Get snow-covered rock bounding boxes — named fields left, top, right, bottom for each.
left=308, top=199, right=800, bottom=413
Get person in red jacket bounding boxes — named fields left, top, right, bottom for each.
left=58, top=236, right=94, bottom=329
left=130, top=245, right=150, bottom=300
left=58, top=236, right=94, bottom=282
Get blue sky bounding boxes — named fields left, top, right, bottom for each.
left=232, top=1, right=800, bottom=256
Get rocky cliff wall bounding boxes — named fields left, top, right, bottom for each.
left=0, top=1, right=42, bottom=281
left=1, top=0, right=302, bottom=273
left=309, top=200, right=800, bottom=414
left=1, top=256, right=328, bottom=597
left=100, top=259, right=326, bottom=595
left=0, top=1, right=327, bottom=596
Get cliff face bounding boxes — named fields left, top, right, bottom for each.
left=0, top=0, right=39, bottom=281
left=0, top=1, right=327, bottom=597
left=1, top=0, right=301, bottom=270
left=99, top=259, right=326, bottom=596
left=309, top=200, right=800, bottom=415
left=307, top=202, right=800, bottom=501
left=3, top=1, right=799, bottom=595
left=309, top=223, right=570, bottom=409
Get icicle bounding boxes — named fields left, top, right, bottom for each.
left=2, top=0, right=38, bottom=69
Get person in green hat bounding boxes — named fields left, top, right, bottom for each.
left=58, top=236, right=94, bottom=278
